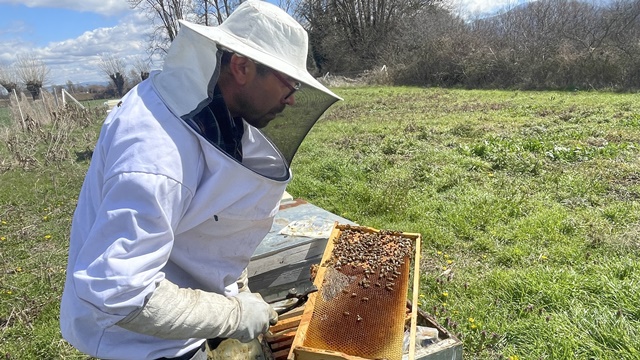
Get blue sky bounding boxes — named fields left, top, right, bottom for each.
left=0, top=0, right=524, bottom=86
left=0, top=0, right=149, bottom=85
left=1, top=6, right=120, bottom=46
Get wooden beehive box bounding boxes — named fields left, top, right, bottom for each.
left=265, top=302, right=463, bottom=360
left=286, top=223, right=423, bottom=360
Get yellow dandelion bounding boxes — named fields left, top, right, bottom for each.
left=471, top=324, right=477, bottom=329
left=419, top=294, right=426, bottom=299
left=436, top=251, right=442, bottom=255
left=42, top=216, right=49, bottom=221
left=540, top=255, right=548, bottom=260
left=44, top=234, right=52, bottom=240
left=6, top=290, right=12, bottom=295
left=443, top=253, right=449, bottom=259
left=1, top=221, right=6, bottom=225
left=442, top=291, right=448, bottom=297
left=488, top=173, right=494, bottom=177
left=468, top=317, right=475, bottom=323
left=16, top=267, right=23, bottom=272
left=442, top=302, right=447, bottom=307
left=1, top=236, right=6, bottom=241
left=447, top=259, right=453, bottom=265
left=442, top=266, right=448, bottom=271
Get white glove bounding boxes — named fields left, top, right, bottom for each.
left=236, top=268, right=250, bottom=293
left=229, top=292, right=277, bottom=342
left=117, top=279, right=276, bottom=341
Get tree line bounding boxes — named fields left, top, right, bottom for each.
left=306, top=0, right=640, bottom=90
left=2, top=0, right=640, bottom=100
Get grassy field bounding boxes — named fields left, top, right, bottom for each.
left=0, top=107, right=11, bottom=127
left=1, top=88, right=639, bottom=359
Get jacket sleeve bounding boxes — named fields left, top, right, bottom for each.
left=70, top=171, right=191, bottom=327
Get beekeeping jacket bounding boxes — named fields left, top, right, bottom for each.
left=59, top=1, right=341, bottom=359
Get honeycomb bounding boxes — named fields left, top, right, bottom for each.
left=302, top=225, right=414, bottom=360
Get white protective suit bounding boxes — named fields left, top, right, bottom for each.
left=59, top=2, right=340, bottom=359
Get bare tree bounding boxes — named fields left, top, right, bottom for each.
left=133, top=56, right=152, bottom=81
left=66, top=80, right=78, bottom=94
left=128, top=0, right=192, bottom=55
left=299, top=0, right=444, bottom=72
left=128, top=0, right=243, bottom=55
left=0, top=63, right=18, bottom=94
left=14, top=54, right=49, bottom=100
left=193, top=0, right=240, bottom=25
left=98, top=53, right=127, bottom=98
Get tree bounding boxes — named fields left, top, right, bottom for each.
left=133, top=56, right=152, bottom=81
left=128, top=0, right=250, bottom=55
left=128, top=0, right=191, bottom=55
left=0, top=63, right=18, bottom=94
left=14, top=53, right=49, bottom=100
left=299, top=0, right=443, bottom=73
left=66, top=80, right=78, bottom=94
left=98, top=53, right=127, bottom=98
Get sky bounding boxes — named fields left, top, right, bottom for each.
left=0, top=0, right=531, bottom=87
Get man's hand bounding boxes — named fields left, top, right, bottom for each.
left=231, top=292, right=277, bottom=342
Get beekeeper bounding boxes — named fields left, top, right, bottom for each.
left=59, top=1, right=341, bottom=359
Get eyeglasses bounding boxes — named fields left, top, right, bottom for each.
left=230, top=52, right=302, bottom=100
left=270, top=70, right=301, bottom=100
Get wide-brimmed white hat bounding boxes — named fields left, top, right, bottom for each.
left=179, top=0, right=339, bottom=101
left=152, top=0, right=341, bottom=164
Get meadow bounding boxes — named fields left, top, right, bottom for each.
left=1, top=87, right=639, bottom=359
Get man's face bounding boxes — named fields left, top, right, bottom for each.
left=237, top=64, right=299, bottom=129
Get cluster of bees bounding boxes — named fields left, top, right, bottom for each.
left=326, top=225, right=414, bottom=292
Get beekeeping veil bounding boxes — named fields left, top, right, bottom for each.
left=151, top=0, right=341, bottom=166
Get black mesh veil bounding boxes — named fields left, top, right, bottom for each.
left=259, top=86, right=340, bottom=165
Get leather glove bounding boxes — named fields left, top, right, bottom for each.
left=230, top=292, right=277, bottom=342
left=117, top=279, right=278, bottom=341
left=236, top=268, right=250, bottom=293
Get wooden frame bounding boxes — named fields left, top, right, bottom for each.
left=287, top=223, right=422, bottom=360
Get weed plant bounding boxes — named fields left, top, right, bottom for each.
left=1, top=88, right=639, bottom=359
left=0, top=102, right=104, bottom=359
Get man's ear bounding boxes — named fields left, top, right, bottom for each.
left=228, top=54, right=252, bottom=86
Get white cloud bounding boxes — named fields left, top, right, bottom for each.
left=0, top=12, right=160, bottom=85
left=0, top=0, right=129, bottom=16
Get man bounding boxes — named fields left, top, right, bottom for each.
left=59, top=1, right=341, bottom=359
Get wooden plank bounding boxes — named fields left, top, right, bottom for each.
left=277, top=306, right=305, bottom=321
left=270, top=338, right=294, bottom=351
left=248, top=240, right=328, bottom=278
left=267, top=328, right=298, bottom=342
left=409, top=233, right=422, bottom=360
left=294, top=346, right=370, bottom=360
left=273, top=348, right=292, bottom=360
left=270, top=316, right=302, bottom=333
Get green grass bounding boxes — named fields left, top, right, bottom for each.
left=1, top=88, right=640, bottom=359
left=288, top=88, right=640, bottom=359
left=0, top=107, right=11, bottom=127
